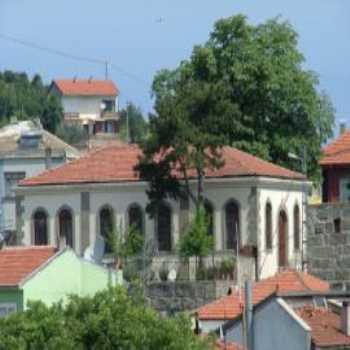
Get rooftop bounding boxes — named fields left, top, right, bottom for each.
left=0, top=246, right=57, bottom=286
left=197, top=270, right=329, bottom=321
left=320, top=130, right=350, bottom=166
left=19, top=144, right=304, bottom=187
left=52, top=79, right=118, bottom=96
left=296, top=306, right=350, bottom=348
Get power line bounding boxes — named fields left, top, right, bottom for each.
left=0, top=33, right=149, bottom=87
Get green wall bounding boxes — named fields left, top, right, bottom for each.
left=0, top=288, right=23, bottom=312
left=22, top=249, right=116, bottom=310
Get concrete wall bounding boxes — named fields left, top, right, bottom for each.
left=225, top=298, right=311, bottom=350
left=307, top=203, right=350, bottom=289
left=22, top=249, right=114, bottom=309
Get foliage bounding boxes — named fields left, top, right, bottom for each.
left=149, top=15, right=335, bottom=182
left=0, top=70, right=63, bottom=133
left=119, top=102, right=148, bottom=143
left=219, top=258, right=236, bottom=280
left=0, top=287, right=213, bottom=350
left=178, top=206, right=214, bottom=260
left=56, top=123, right=88, bottom=146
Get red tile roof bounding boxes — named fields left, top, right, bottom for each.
left=216, top=340, right=243, bottom=350
left=52, top=79, right=118, bottom=96
left=0, top=246, right=56, bottom=286
left=296, top=306, right=350, bottom=348
left=197, top=270, right=329, bottom=321
left=19, top=144, right=304, bottom=187
left=320, top=130, right=350, bottom=166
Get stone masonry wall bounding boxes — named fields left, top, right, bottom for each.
left=307, top=203, right=350, bottom=290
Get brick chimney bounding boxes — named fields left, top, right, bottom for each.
left=341, top=301, right=350, bottom=336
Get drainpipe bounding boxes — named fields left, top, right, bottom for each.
left=245, top=280, right=254, bottom=350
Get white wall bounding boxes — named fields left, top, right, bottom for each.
left=61, top=95, right=117, bottom=121
left=257, top=183, right=305, bottom=279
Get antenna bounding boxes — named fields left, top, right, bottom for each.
left=105, top=61, right=109, bottom=80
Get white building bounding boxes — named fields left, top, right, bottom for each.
left=0, top=120, right=79, bottom=241
left=50, top=79, right=119, bottom=137
left=16, top=144, right=309, bottom=280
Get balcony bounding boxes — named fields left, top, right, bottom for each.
left=100, top=111, right=119, bottom=121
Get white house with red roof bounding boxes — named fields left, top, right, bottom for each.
left=16, top=144, right=309, bottom=280
left=50, top=79, right=119, bottom=137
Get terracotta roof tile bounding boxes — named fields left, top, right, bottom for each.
left=19, top=144, right=304, bottom=187
left=197, top=270, right=329, bottom=321
left=320, top=130, right=350, bottom=165
left=296, top=306, right=350, bottom=347
left=0, top=246, right=56, bottom=286
left=53, top=79, right=118, bottom=96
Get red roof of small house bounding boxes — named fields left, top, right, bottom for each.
left=19, top=144, right=304, bottom=187
left=0, top=246, right=57, bottom=286
left=296, top=306, right=350, bottom=348
left=320, top=130, right=350, bottom=166
left=52, top=79, right=118, bottom=96
left=197, top=270, right=329, bottom=321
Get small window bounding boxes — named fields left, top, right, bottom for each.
left=33, top=209, right=48, bottom=245
left=294, top=205, right=300, bottom=251
left=157, top=203, right=172, bottom=252
left=334, top=218, right=341, bottom=233
left=128, top=204, right=143, bottom=234
left=58, top=208, right=74, bottom=248
left=100, top=206, right=114, bottom=253
left=225, top=200, right=239, bottom=250
left=265, top=202, right=272, bottom=250
left=0, top=303, right=17, bottom=318
left=204, top=200, right=214, bottom=236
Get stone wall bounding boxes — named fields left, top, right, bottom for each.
left=145, top=280, right=234, bottom=315
left=307, top=203, right=350, bottom=290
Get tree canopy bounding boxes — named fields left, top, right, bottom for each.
left=149, top=15, right=335, bottom=183
left=119, top=102, right=148, bottom=144
left=0, top=286, right=213, bottom=350
left=0, top=70, right=62, bottom=133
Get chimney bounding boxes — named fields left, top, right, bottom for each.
left=88, top=76, right=93, bottom=83
left=73, top=76, right=77, bottom=82
left=341, top=301, right=350, bottom=336
left=340, top=119, right=347, bottom=135
left=45, top=147, right=52, bottom=170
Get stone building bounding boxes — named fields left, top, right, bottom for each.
left=16, top=144, right=308, bottom=280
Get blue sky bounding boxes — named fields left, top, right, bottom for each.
left=1, top=0, right=349, bottom=128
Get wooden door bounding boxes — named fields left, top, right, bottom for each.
left=278, top=211, right=288, bottom=268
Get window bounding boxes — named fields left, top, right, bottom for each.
left=100, top=206, right=114, bottom=253
left=157, top=203, right=172, bottom=252
left=101, top=99, right=115, bottom=112
left=225, top=200, right=239, bottom=250
left=204, top=200, right=214, bottom=236
left=33, top=209, right=48, bottom=245
left=4, top=172, right=25, bottom=198
left=58, top=208, right=74, bottom=248
left=0, top=303, right=16, bottom=318
left=265, top=202, right=272, bottom=250
left=294, top=205, right=300, bottom=251
left=128, top=204, right=143, bottom=234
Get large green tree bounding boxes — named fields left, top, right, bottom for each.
left=0, top=287, right=212, bottom=350
left=150, top=15, right=335, bottom=182
left=0, top=70, right=62, bottom=133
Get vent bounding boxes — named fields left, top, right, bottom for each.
left=19, top=131, right=42, bottom=149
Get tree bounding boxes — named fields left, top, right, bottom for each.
left=56, top=123, right=88, bottom=146
left=150, top=15, right=335, bottom=181
left=119, top=102, right=148, bottom=143
left=0, top=70, right=63, bottom=133
left=0, top=287, right=213, bottom=349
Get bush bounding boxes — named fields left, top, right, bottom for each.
left=219, top=258, right=236, bottom=280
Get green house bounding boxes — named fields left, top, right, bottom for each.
left=0, top=246, right=117, bottom=317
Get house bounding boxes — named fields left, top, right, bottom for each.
left=320, top=127, right=350, bottom=203
left=196, top=269, right=329, bottom=334
left=16, top=144, right=309, bottom=280
left=0, top=120, right=79, bottom=242
left=0, top=246, right=117, bottom=317
left=50, top=79, right=119, bottom=138
left=221, top=287, right=350, bottom=349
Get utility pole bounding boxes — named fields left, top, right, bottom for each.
left=105, top=61, right=109, bottom=80
left=126, top=102, right=130, bottom=143
left=301, top=145, right=307, bottom=271
left=244, top=280, right=254, bottom=350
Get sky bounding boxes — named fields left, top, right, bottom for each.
left=0, top=0, right=349, bottom=129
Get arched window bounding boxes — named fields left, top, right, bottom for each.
left=99, top=206, right=114, bottom=253
left=225, top=200, right=239, bottom=250
left=58, top=208, right=74, bottom=248
left=265, top=202, right=272, bottom=250
left=294, top=204, right=300, bottom=251
left=33, top=209, right=48, bottom=245
left=128, top=204, right=143, bottom=234
left=157, top=203, right=172, bottom=252
left=204, top=200, right=214, bottom=236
